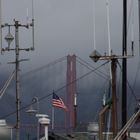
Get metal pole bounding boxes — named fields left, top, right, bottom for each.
left=111, top=59, right=118, bottom=138
left=31, top=0, right=35, bottom=50
left=0, top=0, right=2, bottom=52
left=1, top=12, right=34, bottom=140
left=32, top=97, right=39, bottom=113
left=37, top=101, right=40, bottom=140
left=74, top=93, right=77, bottom=129
left=32, top=97, right=40, bottom=140
left=99, top=105, right=110, bottom=140
left=51, top=107, right=54, bottom=130
left=15, top=20, right=20, bottom=140
left=11, top=128, right=13, bottom=140
left=37, top=120, right=40, bottom=140
left=44, top=125, right=49, bottom=140
left=138, top=0, right=140, bottom=54
left=122, top=0, right=127, bottom=139
left=114, top=109, right=140, bottom=140
left=36, top=98, right=40, bottom=140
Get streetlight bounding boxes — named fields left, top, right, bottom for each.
left=26, top=97, right=40, bottom=140
left=26, top=97, right=39, bottom=114
left=32, top=97, right=39, bottom=113
left=27, top=100, right=50, bottom=140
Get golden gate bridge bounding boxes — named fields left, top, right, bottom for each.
left=0, top=54, right=139, bottom=140
left=0, top=54, right=110, bottom=138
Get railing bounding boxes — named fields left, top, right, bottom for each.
left=114, top=109, right=140, bottom=140
left=40, top=137, right=46, bottom=140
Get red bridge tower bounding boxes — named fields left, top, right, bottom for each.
left=66, top=54, right=77, bottom=131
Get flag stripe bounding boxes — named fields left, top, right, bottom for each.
left=52, top=93, right=67, bottom=110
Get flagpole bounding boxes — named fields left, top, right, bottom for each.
left=52, top=106, right=55, bottom=130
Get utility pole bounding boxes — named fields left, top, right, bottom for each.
left=111, top=58, right=118, bottom=137
left=1, top=20, right=34, bottom=140
left=90, top=52, right=119, bottom=139
left=122, top=2, right=127, bottom=140
left=99, top=104, right=110, bottom=140
left=0, top=1, right=35, bottom=140
left=15, top=21, right=21, bottom=140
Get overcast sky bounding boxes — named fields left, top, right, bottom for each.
left=0, top=0, right=139, bottom=79
left=0, top=0, right=140, bottom=129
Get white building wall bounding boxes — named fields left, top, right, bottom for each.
left=130, top=132, right=140, bottom=140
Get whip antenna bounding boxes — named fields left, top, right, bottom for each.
left=93, top=0, right=96, bottom=50
left=138, top=0, right=140, bottom=55
left=106, top=0, right=111, bottom=56
left=131, top=1, right=134, bottom=56
left=31, top=0, right=35, bottom=50
left=0, top=0, right=2, bottom=53
left=26, top=8, right=29, bottom=25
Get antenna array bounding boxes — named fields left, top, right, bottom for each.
left=0, top=0, right=35, bottom=52
left=0, top=1, right=35, bottom=140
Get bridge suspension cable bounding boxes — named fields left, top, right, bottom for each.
left=117, top=60, right=138, bottom=119
left=1, top=60, right=109, bottom=119
left=117, top=61, right=138, bottom=102
left=22, top=56, right=67, bottom=78
left=0, top=70, right=15, bottom=99
left=77, top=56, right=109, bottom=79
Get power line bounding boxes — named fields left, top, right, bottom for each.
left=117, top=61, right=138, bottom=102
left=76, top=59, right=108, bottom=80
left=0, top=61, right=109, bottom=119
left=0, top=70, right=15, bottom=99
left=127, top=0, right=134, bottom=33
left=22, top=56, right=67, bottom=78
left=22, top=55, right=108, bottom=81
left=77, top=56, right=109, bottom=79
left=132, top=59, right=140, bottom=92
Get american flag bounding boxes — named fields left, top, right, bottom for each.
left=52, top=92, right=67, bottom=111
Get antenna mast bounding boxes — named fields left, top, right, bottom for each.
left=31, top=0, right=35, bottom=50
left=138, top=0, right=140, bottom=54
left=106, top=0, right=111, bottom=56
left=0, top=0, right=2, bottom=53
left=122, top=1, right=127, bottom=139
left=93, top=0, right=96, bottom=50
left=1, top=1, right=35, bottom=140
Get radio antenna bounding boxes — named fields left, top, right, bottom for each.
left=93, top=0, right=96, bottom=50
left=131, top=0, right=134, bottom=56
left=31, top=0, right=35, bottom=50
left=26, top=8, right=29, bottom=25
left=0, top=1, right=35, bottom=139
left=0, top=0, right=2, bottom=53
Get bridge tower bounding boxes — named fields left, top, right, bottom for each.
left=66, top=54, right=77, bottom=131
